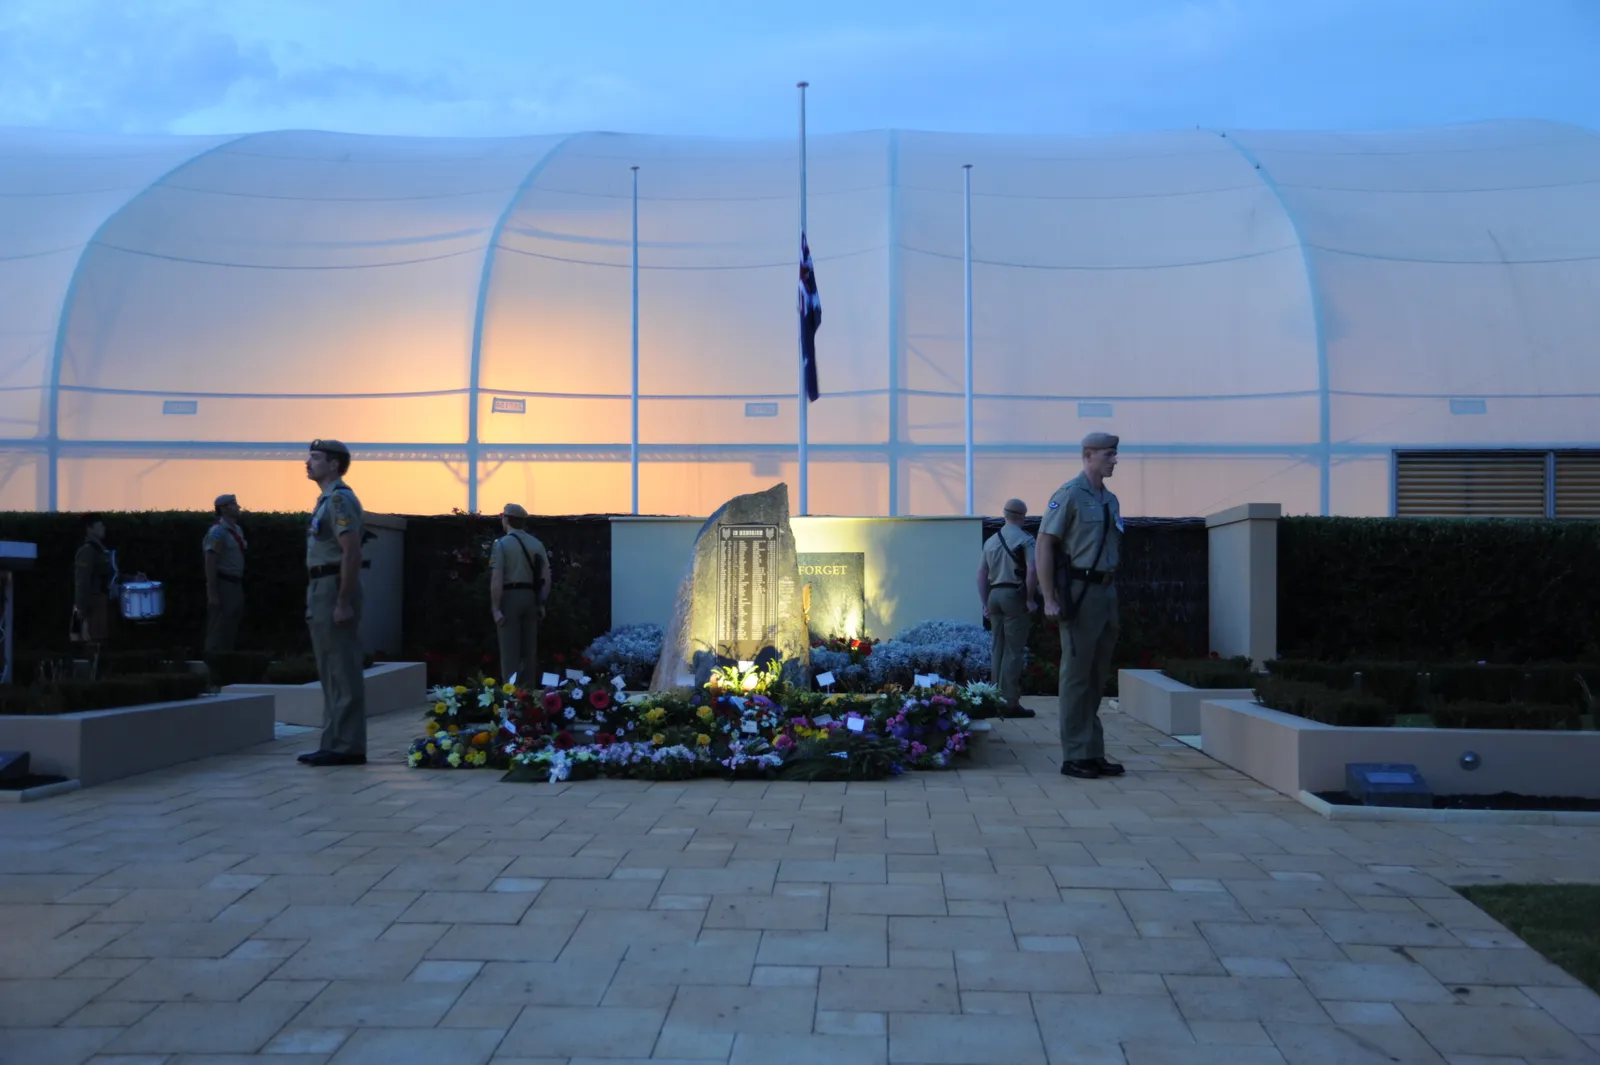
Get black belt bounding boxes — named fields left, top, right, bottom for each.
left=989, top=582, right=1020, bottom=589
left=217, top=572, right=242, bottom=584
left=503, top=582, right=536, bottom=590
left=308, top=561, right=370, bottom=580
left=1068, top=567, right=1115, bottom=586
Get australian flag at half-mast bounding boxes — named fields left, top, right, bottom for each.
left=799, top=231, right=821, bottom=402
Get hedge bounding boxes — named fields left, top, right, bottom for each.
left=0, top=510, right=316, bottom=656
left=1252, top=677, right=1392, bottom=728
left=1278, top=516, right=1600, bottom=663
left=1162, top=656, right=1254, bottom=689
left=1265, top=659, right=1599, bottom=713
left=0, top=672, right=209, bottom=716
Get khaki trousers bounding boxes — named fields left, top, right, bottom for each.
left=1057, top=583, right=1118, bottom=763
left=205, top=580, right=244, bottom=652
left=986, top=585, right=1030, bottom=708
left=307, top=575, right=366, bottom=755
left=497, top=588, right=540, bottom=687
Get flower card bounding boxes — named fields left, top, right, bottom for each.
left=611, top=675, right=626, bottom=689
left=565, top=668, right=584, bottom=681
left=742, top=722, right=759, bottom=734
left=846, top=717, right=866, bottom=733
left=815, top=671, right=835, bottom=687
left=814, top=714, right=834, bottom=726
left=541, top=672, right=560, bottom=688
left=737, top=660, right=755, bottom=671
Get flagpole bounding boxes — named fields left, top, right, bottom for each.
left=797, top=80, right=809, bottom=517
left=963, top=163, right=974, bottom=515
left=630, top=164, right=640, bottom=515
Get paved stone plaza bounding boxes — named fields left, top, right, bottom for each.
left=3, top=696, right=1600, bottom=1065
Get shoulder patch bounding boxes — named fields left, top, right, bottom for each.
left=1048, top=500, right=1060, bottom=509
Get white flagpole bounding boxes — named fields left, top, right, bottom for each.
left=797, top=80, right=809, bottom=517
left=630, top=165, right=640, bottom=515
left=963, top=163, right=974, bottom=515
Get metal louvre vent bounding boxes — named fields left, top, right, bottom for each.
left=1555, top=453, right=1600, bottom=518
left=1395, top=451, right=1547, bottom=517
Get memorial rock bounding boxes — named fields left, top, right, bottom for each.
left=649, top=483, right=811, bottom=691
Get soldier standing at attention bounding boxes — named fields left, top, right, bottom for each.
left=976, top=498, right=1038, bottom=718
left=1037, top=432, right=1125, bottom=779
left=490, top=503, right=550, bottom=687
left=297, top=440, right=368, bottom=767
left=203, top=494, right=247, bottom=651
left=71, top=515, right=114, bottom=648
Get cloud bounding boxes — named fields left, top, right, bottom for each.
left=0, top=0, right=274, bottom=132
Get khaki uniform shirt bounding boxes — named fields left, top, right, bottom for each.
left=491, top=529, right=549, bottom=588
left=306, top=479, right=364, bottom=569
left=1039, top=472, right=1123, bottom=571
left=203, top=520, right=246, bottom=577
left=982, top=524, right=1035, bottom=586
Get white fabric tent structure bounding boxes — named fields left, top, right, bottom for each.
left=1, top=119, right=1597, bottom=518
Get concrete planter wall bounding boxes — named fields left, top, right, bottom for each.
left=225, top=661, right=426, bottom=726
left=1118, top=669, right=1256, bottom=736
left=1199, top=697, right=1600, bottom=800
left=0, top=693, right=274, bottom=787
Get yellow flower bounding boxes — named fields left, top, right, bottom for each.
left=484, top=678, right=496, bottom=687
left=453, top=685, right=467, bottom=695
left=696, top=734, right=711, bottom=746
left=645, top=707, right=667, bottom=724
left=407, top=752, right=422, bottom=766
left=432, top=701, right=448, bottom=715
left=447, top=751, right=462, bottom=767
left=448, top=725, right=461, bottom=735
left=502, top=683, right=516, bottom=695
left=425, top=742, right=437, bottom=754
left=652, top=733, right=665, bottom=746
left=696, top=706, right=714, bottom=722
left=424, top=720, right=440, bottom=736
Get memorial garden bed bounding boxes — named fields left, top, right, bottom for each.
left=404, top=663, right=998, bottom=783
left=1118, top=656, right=1258, bottom=735
left=0, top=691, right=274, bottom=787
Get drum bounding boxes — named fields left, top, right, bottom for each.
left=120, top=580, right=165, bottom=621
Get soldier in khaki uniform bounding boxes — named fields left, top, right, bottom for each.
left=490, top=503, right=550, bottom=686
left=1037, top=432, right=1124, bottom=779
left=976, top=498, right=1038, bottom=718
left=203, top=493, right=247, bottom=651
left=297, top=440, right=368, bottom=767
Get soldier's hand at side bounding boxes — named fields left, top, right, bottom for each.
left=1042, top=596, right=1061, bottom=621
left=493, top=609, right=505, bottom=627
left=539, top=605, right=546, bottom=620
left=333, top=600, right=355, bottom=626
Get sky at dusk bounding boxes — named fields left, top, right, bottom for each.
left=1, top=0, right=1596, bottom=140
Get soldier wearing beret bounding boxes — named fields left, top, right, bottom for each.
left=1037, top=431, right=1125, bottom=779
left=203, top=493, right=247, bottom=652
left=297, top=440, right=368, bottom=767
left=490, top=502, right=550, bottom=687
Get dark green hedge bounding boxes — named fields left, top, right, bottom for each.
left=1278, top=517, right=1600, bottom=663
left=1163, top=656, right=1254, bottom=689
left=1265, top=659, right=1599, bottom=713
left=0, top=672, right=209, bottom=716
left=0, top=510, right=316, bottom=656
left=1252, top=677, right=1392, bottom=727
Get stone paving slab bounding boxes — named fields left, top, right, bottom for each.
left=2, top=697, right=1600, bottom=1065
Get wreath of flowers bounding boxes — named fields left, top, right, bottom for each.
left=406, top=660, right=978, bottom=783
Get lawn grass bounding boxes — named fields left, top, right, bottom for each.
left=1457, top=883, right=1600, bottom=994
